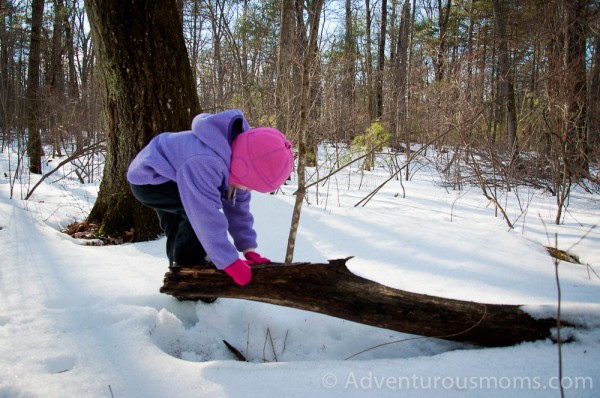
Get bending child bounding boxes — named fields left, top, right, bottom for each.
left=127, top=109, right=293, bottom=286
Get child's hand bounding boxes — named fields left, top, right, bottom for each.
left=224, top=259, right=252, bottom=286
left=244, top=251, right=270, bottom=265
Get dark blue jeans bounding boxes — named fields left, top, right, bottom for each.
left=130, top=182, right=208, bottom=266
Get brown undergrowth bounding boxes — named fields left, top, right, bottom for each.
left=62, top=220, right=134, bottom=245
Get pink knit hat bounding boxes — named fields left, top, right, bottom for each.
left=229, top=127, right=294, bottom=193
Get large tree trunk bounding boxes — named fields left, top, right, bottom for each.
left=84, top=0, right=201, bottom=240
left=161, top=258, right=559, bottom=348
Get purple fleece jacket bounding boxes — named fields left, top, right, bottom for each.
left=126, top=110, right=258, bottom=269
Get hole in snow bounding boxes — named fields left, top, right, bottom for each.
left=150, top=299, right=466, bottom=363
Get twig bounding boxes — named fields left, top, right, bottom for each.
left=223, top=340, right=248, bottom=362
left=553, top=233, right=565, bottom=398
left=540, top=217, right=566, bottom=398
left=282, top=330, right=289, bottom=355
left=246, top=323, right=250, bottom=361
left=269, top=329, right=278, bottom=362
left=262, top=328, right=278, bottom=362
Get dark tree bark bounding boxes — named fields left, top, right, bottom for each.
left=161, top=259, right=559, bottom=348
left=84, top=0, right=201, bottom=240
left=394, top=0, right=411, bottom=144
left=26, top=0, right=45, bottom=174
left=435, top=0, right=452, bottom=82
left=342, top=0, right=356, bottom=139
left=1, top=0, right=14, bottom=148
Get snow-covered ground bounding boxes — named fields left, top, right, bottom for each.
left=1, top=146, right=599, bottom=397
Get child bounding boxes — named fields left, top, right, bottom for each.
left=127, top=109, right=294, bottom=286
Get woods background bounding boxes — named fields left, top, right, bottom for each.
left=1, top=0, right=599, bottom=239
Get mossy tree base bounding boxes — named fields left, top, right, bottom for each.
left=87, top=178, right=160, bottom=242
left=84, top=0, right=200, bottom=242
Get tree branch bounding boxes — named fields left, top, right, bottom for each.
left=25, top=141, right=106, bottom=200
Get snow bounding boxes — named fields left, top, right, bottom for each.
left=1, top=146, right=599, bottom=397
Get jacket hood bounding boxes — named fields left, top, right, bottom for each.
left=191, top=109, right=250, bottom=163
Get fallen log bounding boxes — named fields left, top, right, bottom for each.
left=160, top=258, right=559, bottom=347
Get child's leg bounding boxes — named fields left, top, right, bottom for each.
left=131, top=182, right=207, bottom=266
left=155, top=210, right=180, bottom=266
left=172, top=213, right=208, bottom=266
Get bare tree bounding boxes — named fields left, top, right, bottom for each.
left=365, top=0, right=374, bottom=119
left=0, top=0, right=17, bottom=150
left=563, top=0, right=589, bottom=178
left=435, top=0, right=452, bottom=82
left=275, top=0, right=296, bottom=134
left=207, top=0, right=226, bottom=109
left=394, top=0, right=411, bottom=139
left=342, top=0, right=357, bottom=139
left=26, top=0, right=45, bottom=174
left=375, top=0, right=387, bottom=119
left=492, top=0, right=517, bottom=154
left=285, top=0, right=325, bottom=264
left=48, top=0, right=66, bottom=157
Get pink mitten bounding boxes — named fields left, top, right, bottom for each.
left=224, top=259, right=252, bottom=286
left=244, top=251, right=271, bottom=266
